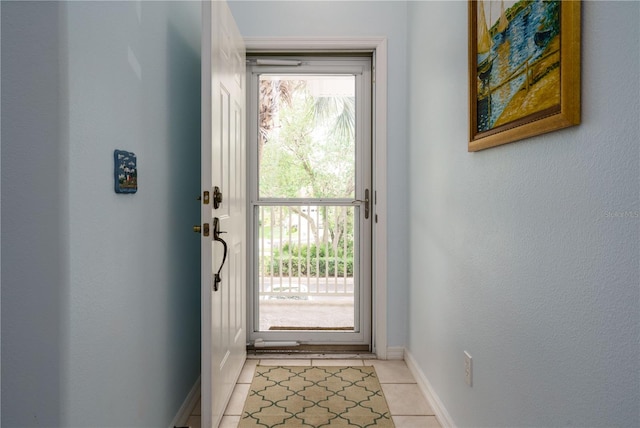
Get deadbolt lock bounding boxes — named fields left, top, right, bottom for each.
left=213, top=186, right=223, bottom=209
left=193, top=223, right=210, bottom=237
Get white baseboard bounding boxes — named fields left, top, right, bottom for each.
left=169, top=375, right=201, bottom=428
left=404, top=350, right=456, bottom=428
left=386, top=346, right=405, bottom=360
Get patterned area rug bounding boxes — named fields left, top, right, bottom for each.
left=239, top=366, right=395, bottom=427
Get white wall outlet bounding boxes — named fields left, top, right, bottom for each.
left=464, top=351, right=473, bottom=387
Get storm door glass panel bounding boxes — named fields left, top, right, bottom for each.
left=258, top=75, right=356, bottom=199
left=256, top=74, right=357, bottom=332
left=256, top=205, right=357, bottom=331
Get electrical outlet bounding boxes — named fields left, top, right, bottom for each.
left=464, top=351, right=473, bottom=387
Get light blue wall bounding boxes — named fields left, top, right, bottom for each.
left=4, top=1, right=638, bottom=427
left=2, top=1, right=202, bottom=426
left=407, top=1, right=639, bottom=427
left=228, top=0, right=410, bottom=347
left=2, top=2, right=67, bottom=425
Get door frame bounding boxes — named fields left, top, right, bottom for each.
left=244, top=37, right=389, bottom=359
left=246, top=56, right=373, bottom=346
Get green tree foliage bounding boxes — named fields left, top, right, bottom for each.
left=260, top=85, right=355, bottom=199
left=259, top=79, right=356, bottom=259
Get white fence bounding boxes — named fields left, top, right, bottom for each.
left=257, top=205, right=355, bottom=299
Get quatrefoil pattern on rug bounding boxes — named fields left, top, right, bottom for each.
left=239, top=366, right=395, bottom=427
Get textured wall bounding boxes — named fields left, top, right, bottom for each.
left=1, top=2, right=202, bottom=426
left=1, top=2, right=67, bottom=425
left=228, top=0, right=410, bottom=346
left=407, top=1, right=639, bottom=426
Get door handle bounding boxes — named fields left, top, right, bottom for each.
left=212, top=217, right=227, bottom=292
left=352, top=189, right=370, bottom=219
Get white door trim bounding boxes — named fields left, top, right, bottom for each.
left=244, top=37, right=388, bottom=359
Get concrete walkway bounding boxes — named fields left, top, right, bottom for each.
left=258, top=299, right=354, bottom=331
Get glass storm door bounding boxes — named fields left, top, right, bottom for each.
left=247, top=56, right=372, bottom=347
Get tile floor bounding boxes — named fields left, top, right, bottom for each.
left=186, top=358, right=441, bottom=428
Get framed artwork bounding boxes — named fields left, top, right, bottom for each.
left=114, top=150, right=138, bottom=193
left=469, top=0, right=581, bottom=151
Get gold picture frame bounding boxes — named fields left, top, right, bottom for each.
left=469, top=0, right=581, bottom=151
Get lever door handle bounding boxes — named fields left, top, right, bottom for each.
left=351, top=189, right=370, bottom=219
left=212, top=217, right=227, bottom=291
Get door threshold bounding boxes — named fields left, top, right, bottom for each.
left=268, top=326, right=354, bottom=331
left=247, top=344, right=371, bottom=356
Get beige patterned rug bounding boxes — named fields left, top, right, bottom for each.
left=239, top=366, right=395, bottom=427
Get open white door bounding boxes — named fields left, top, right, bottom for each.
left=201, top=1, right=246, bottom=426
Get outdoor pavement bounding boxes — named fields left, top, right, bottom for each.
left=258, top=299, right=354, bottom=331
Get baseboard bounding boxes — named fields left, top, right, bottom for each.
left=404, top=350, right=456, bottom=428
left=169, top=375, right=201, bottom=428
left=386, top=346, right=405, bottom=360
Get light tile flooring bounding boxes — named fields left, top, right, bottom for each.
left=186, top=358, right=441, bottom=428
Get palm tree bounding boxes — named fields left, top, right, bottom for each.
left=258, top=79, right=297, bottom=162
left=312, top=95, right=355, bottom=143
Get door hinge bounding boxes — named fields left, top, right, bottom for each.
left=203, top=191, right=210, bottom=205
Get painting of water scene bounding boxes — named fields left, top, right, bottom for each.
left=469, top=0, right=581, bottom=151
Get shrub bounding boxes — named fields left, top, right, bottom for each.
left=263, top=243, right=354, bottom=277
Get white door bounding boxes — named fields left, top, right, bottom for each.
left=201, top=1, right=246, bottom=427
